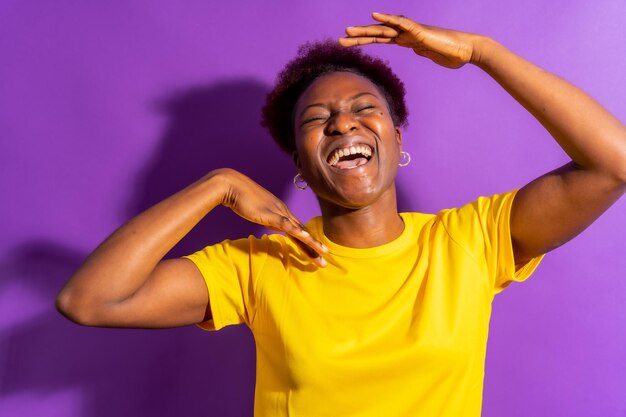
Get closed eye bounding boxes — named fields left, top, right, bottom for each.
left=301, top=115, right=328, bottom=126
left=355, top=105, right=375, bottom=113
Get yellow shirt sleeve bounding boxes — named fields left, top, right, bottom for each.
left=183, top=236, right=267, bottom=330
left=440, top=189, right=544, bottom=293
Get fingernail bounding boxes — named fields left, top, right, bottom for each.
left=318, top=257, right=328, bottom=267
left=320, top=244, right=328, bottom=253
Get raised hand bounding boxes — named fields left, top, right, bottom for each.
left=218, top=169, right=328, bottom=266
left=339, top=12, right=477, bottom=69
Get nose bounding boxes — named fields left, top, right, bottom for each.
left=325, top=110, right=358, bottom=136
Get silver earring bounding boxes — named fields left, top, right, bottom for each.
left=398, top=150, right=411, bottom=167
left=293, top=173, right=308, bottom=190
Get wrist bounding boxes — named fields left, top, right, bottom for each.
left=469, top=35, right=500, bottom=68
left=192, top=168, right=234, bottom=209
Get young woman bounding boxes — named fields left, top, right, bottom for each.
left=57, top=12, right=626, bottom=416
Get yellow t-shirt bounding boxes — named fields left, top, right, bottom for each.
left=184, top=190, right=543, bottom=417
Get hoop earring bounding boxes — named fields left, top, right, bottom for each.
left=398, top=151, right=411, bottom=167
left=293, top=173, right=308, bottom=190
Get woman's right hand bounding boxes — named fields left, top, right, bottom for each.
left=56, top=167, right=328, bottom=329
left=213, top=168, right=328, bottom=267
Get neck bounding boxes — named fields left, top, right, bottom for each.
left=318, top=186, right=405, bottom=248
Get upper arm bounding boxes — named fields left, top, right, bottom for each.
left=103, top=258, right=211, bottom=328
left=510, top=161, right=626, bottom=265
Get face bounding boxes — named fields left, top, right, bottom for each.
left=293, top=71, right=403, bottom=210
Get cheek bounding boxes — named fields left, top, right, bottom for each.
left=294, top=134, right=320, bottom=171
left=368, top=118, right=400, bottom=148
left=365, top=111, right=394, bottom=132
left=295, top=135, right=314, bottom=155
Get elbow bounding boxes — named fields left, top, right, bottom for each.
left=616, top=164, right=626, bottom=186
left=587, top=137, right=626, bottom=186
left=55, top=289, right=105, bottom=327
left=613, top=142, right=626, bottom=185
left=607, top=163, right=626, bottom=188
left=587, top=159, right=626, bottom=190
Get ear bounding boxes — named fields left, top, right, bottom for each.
left=395, top=127, right=403, bottom=146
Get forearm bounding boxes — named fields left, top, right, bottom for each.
left=57, top=170, right=227, bottom=312
left=472, top=36, right=626, bottom=181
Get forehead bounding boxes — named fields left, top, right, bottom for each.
left=297, top=71, right=385, bottom=107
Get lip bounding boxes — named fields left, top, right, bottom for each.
left=323, top=137, right=376, bottom=167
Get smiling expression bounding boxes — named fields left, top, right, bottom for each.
left=293, top=71, right=403, bottom=210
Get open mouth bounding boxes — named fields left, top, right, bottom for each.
left=326, top=144, right=373, bottom=170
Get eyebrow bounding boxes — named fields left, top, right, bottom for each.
left=298, top=92, right=378, bottom=118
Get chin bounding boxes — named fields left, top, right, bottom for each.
left=315, top=182, right=396, bottom=211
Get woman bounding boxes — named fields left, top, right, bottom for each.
left=56, top=12, right=626, bottom=416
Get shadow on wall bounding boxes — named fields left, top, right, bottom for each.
left=131, top=79, right=295, bottom=257
left=0, top=80, right=295, bottom=417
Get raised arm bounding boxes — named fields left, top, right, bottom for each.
left=56, top=168, right=327, bottom=328
left=340, top=13, right=626, bottom=264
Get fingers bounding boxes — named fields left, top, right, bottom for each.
left=340, top=22, right=399, bottom=47
left=286, top=225, right=329, bottom=268
left=287, top=235, right=329, bottom=268
left=267, top=208, right=329, bottom=267
left=370, top=12, right=417, bottom=33
left=338, top=36, right=394, bottom=47
left=339, top=12, right=418, bottom=48
left=345, top=24, right=400, bottom=38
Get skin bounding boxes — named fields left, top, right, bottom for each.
left=56, top=12, right=626, bottom=328
left=293, top=72, right=405, bottom=248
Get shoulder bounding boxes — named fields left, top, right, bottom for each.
left=436, top=190, right=519, bottom=229
left=398, top=212, right=438, bottom=238
left=184, top=232, right=299, bottom=264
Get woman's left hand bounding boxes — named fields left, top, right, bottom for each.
left=339, top=12, right=478, bottom=69
left=342, top=12, right=626, bottom=267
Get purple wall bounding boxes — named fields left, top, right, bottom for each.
left=1, top=1, right=625, bottom=416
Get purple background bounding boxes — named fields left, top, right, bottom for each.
left=1, top=1, right=625, bottom=416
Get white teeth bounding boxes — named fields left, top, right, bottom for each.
left=327, top=144, right=373, bottom=167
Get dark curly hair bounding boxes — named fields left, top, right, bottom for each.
left=261, top=40, right=409, bottom=154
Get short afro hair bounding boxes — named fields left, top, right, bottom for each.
left=261, top=40, right=408, bottom=154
